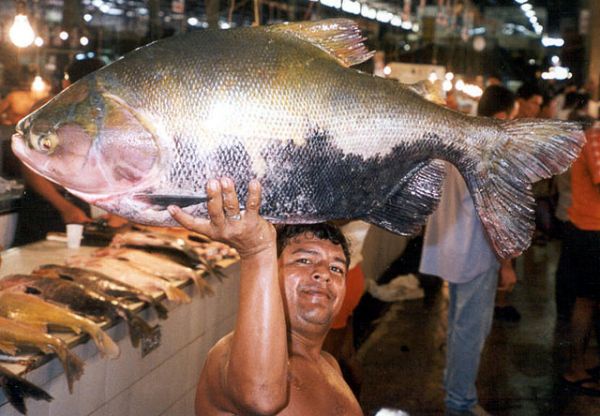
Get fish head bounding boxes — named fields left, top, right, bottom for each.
left=11, top=76, right=161, bottom=198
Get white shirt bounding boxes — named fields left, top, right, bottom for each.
left=419, top=162, right=498, bottom=283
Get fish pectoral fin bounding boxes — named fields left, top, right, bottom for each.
left=133, top=194, right=208, bottom=208
left=269, top=19, right=374, bottom=67
left=365, top=160, right=445, bottom=235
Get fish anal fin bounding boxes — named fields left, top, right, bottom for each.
left=365, top=160, right=445, bottom=235
left=269, top=19, right=374, bottom=67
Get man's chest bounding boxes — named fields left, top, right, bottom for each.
left=281, top=361, right=362, bottom=416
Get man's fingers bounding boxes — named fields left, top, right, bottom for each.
left=220, top=177, right=241, bottom=220
left=206, top=179, right=225, bottom=226
left=244, top=179, right=261, bottom=220
left=168, top=205, right=212, bottom=235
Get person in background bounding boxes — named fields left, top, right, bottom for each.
left=561, top=120, right=600, bottom=396
left=13, top=58, right=109, bottom=247
left=553, top=94, right=595, bottom=319
left=516, top=82, right=543, bottom=119
left=420, top=85, right=518, bottom=416
left=0, top=70, right=49, bottom=126
left=168, top=178, right=363, bottom=415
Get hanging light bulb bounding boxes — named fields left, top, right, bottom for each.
left=9, top=14, right=35, bottom=48
left=31, top=75, right=47, bottom=94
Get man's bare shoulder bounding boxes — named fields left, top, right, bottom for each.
left=195, top=333, right=235, bottom=416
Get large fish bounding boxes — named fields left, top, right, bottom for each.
left=0, top=293, right=120, bottom=359
left=0, top=364, right=53, bottom=415
left=11, top=19, right=584, bottom=258
left=0, top=317, right=84, bottom=393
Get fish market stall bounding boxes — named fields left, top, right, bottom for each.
left=0, top=237, right=241, bottom=416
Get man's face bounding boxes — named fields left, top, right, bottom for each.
left=278, top=233, right=347, bottom=331
left=518, top=94, right=543, bottom=118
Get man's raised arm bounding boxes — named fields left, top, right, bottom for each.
left=169, top=178, right=289, bottom=414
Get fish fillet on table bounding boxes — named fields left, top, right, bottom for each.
left=11, top=19, right=584, bottom=258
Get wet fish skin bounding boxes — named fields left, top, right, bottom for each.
left=11, top=19, right=584, bottom=258
left=35, top=265, right=169, bottom=320
left=96, top=248, right=213, bottom=295
left=0, top=292, right=120, bottom=359
left=65, top=257, right=191, bottom=304
left=0, top=364, right=53, bottom=415
left=13, top=275, right=155, bottom=349
left=0, top=317, right=84, bottom=393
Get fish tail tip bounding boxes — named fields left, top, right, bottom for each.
left=165, top=286, right=191, bottom=304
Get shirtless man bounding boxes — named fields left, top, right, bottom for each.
left=169, top=177, right=363, bottom=416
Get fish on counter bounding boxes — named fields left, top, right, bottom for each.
left=0, top=317, right=84, bottom=393
left=3, top=273, right=155, bottom=348
left=95, top=248, right=213, bottom=295
left=11, top=19, right=584, bottom=258
left=35, top=264, right=169, bottom=320
left=0, top=293, right=120, bottom=359
left=111, top=230, right=226, bottom=279
left=66, top=257, right=191, bottom=304
left=0, top=364, right=53, bottom=415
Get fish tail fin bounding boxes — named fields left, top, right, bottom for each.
left=53, top=343, right=84, bottom=393
left=191, top=273, right=215, bottom=297
left=120, top=308, right=154, bottom=348
left=88, top=327, right=120, bottom=359
left=1, top=368, right=53, bottom=414
left=164, top=285, right=191, bottom=304
left=151, top=300, right=169, bottom=319
left=466, top=119, right=584, bottom=258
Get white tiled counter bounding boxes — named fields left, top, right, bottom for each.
left=0, top=240, right=240, bottom=416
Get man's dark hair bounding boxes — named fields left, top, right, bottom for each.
left=516, top=82, right=543, bottom=100
left=276, top=224, right=351, bottom=268
left=477, top=85, right=516, bottom=117
left=65, top=58, right=105, bottom=83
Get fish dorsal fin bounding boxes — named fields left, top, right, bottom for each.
left=406, top=80, right=446, bottom=105
left=270, top=19, right=374, bottom=67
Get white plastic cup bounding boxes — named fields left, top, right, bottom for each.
left=66, top=224, right=84, bottom=249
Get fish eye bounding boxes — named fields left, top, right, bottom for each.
left=34, top=132, right=59, bottom=154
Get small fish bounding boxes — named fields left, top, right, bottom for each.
left=9, top=274, right=155, bottom=349
left=11, top=19, right=584, bottom=258
left=66, top=257, right=191, bottom=304
left=35, top=264, right=168, bottom=320
left=96, top=248, right=213, bottom=295
left=0, top=293, right=120, bottom=359
left=111, top=230, right=226, bottom=279
left=0, top=317, right=84, bottom=393
left=0, top=364, right=53, bottom=415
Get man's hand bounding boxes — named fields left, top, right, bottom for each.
left=60, top=204, right=92, bottom=224
left=168, top=178, right=276, bottom=259
left=497, top=259, right=517, bottom=292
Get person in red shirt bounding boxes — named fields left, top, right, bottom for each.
left=561, top=121, right=600, bottom=395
